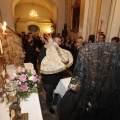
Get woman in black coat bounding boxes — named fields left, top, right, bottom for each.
left=24, top=40, right=39, bottom=72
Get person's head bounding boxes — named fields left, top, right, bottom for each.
left=66, top=36, right=69, bottom=41
left=28, top=33, right=33, bottom=38
left=75, top=37, right=83, bottom=48
left=58, top=39, right=62, bottom=45
left=25, top=35, right=28, bottom=40
left=52, top=34, right=61, bottom=45
left=88, top=40, right=92, bottom=44
left=111, top=37, right=119, bottom=43
left=21, top=32, right=25, bottom=38
left=17, top=33, right=21, bottom=38
left=70, top=36, right=75, bottom=42
left=98, top=34, right=105, bottom=42
left=88, top=35, right=95, bottom=43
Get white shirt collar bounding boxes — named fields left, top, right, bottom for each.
left=77, top=45, right=82, bottom=50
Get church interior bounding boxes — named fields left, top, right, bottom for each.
left=0, top=0, right=120, bottom=120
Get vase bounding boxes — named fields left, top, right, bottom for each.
left=4, top=81, right=19, bottom=102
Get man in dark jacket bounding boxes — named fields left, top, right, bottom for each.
left=71, top=37, right=83, bottom=73
left=24, top=39, right=39, bottom=72
left=38, top=34, right=62, bottom=114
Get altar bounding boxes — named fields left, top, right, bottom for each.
left=0, top=63, right=43, bottom=120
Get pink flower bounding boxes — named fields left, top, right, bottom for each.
left=32, top=76, right=38, bottom=82
left=17, top=67, right=22, bottom=73
left=21, top=84, right=29, bottom=92
left=10, top=75, right=15, bottom=81
left=31, top=69, right=36, bottom=75
left=19, top=74, right=27, bottom=82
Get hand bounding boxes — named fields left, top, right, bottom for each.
left=36, top=47, right=40, bottom=52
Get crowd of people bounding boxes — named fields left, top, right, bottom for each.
left=18, top=32, right=120, bottom=115
left=20, top=32, right=120, bottom=72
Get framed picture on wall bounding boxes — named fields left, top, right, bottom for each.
left=28, top=25, right=39, bottom=33
left=71, top=0, right=80, bottom=33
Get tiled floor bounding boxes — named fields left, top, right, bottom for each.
left=39, top=89, right=59, bottom=120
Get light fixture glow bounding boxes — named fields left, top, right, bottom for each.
left=29, top=9, right=38, bottom=18
left=46, top=28, right=51, bottom=33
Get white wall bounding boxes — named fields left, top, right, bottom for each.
left=0, top=0, right=15, bottom=31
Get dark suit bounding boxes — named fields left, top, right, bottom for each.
left=33, top=38, right=43, bottom=50
left=24, top=43, right=38, bottom=72
left=38, top=46, right=61, bottom=107
left=69, top=41, right=75, bottom=54
left=71, top=46, right=82, bottom=73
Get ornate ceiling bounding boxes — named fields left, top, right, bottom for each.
left=17, top=0, right=55, bottom=13
left=11, top=0, right=57, bottom=22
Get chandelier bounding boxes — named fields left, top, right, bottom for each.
left=29, top=0, right=38, bottom=18
left=29, top=9, right=38, bottom=18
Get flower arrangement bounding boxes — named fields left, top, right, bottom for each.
left=9, top=66, right=40, bottom=99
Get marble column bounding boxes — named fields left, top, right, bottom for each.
left=106, top=0, right=120, bottom=42
left=86, top=0, right=99, bottom=41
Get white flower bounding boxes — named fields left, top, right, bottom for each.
left=13, top=73, right=17, bottom=77
left=17, top=66, right=22, bottom=73
left=28, top=90, right=31, bottom=92
left=18, top=82, right=21, bottom=85
left=28, top=76, right=34, bottom=81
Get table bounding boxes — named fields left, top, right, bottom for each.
left=54, top=77, right=71, bottom=97
left=0, top=63, right=43, bottom=120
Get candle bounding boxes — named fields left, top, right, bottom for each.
left=1, top=25, right=6, bottom=35
left=0, top=39, right=3, bottom=54
left=3, top=21, right=7, bottom=27
left=1, top=21, right=7, bottom=35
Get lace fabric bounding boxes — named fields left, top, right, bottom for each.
left=59, top=43, right=120, bottom=120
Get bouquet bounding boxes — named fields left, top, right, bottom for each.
left=9, top=66, right=40, bottom=99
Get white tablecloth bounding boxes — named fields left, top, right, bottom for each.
left=0, top=63, right=43, bottom=120
left=54, top=77, right=71, bottom=97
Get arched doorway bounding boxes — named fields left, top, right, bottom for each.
left=11, top=0, right=57, bottom=34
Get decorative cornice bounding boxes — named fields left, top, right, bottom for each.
left=14, top=17, right=52, bottom=23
